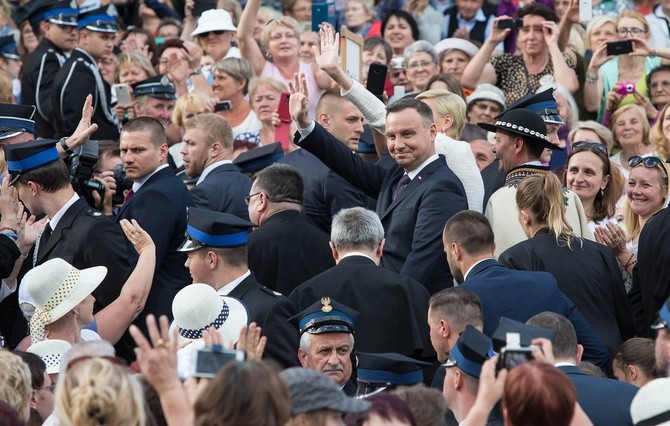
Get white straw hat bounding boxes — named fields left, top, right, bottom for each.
left=170, top=283, right=249, bottom=347
left=190, top=9, right=237, bottom=37
left=25, top=258, right=107, bottom=342
left=434, top=38, right=479, bottom=58
left=27, top=339, right=72, bottom=375
left=630, top=378, right=670, bottom=425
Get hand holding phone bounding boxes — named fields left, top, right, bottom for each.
left=113, top=83, right=133, bottom=105
left=366, top=63, right=387, bottom=100
left=193, top=348, right=245, bottom=378
left=497, top=19, right=522, bottom=29
left=277, top=92, right=291, bottom=123
left=606, top=40, right=633, bottom=56
left=616, top=82, right=636, bottom=95
left=214, top=100, right=232, bottom=112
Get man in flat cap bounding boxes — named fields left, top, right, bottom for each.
left=21, top=0, right=78, bottom=137
left=290, top=297, right=359, bottom=395
left=51, top=6, right=119, bottom=140
left=179, top=207, right=299, bottom=368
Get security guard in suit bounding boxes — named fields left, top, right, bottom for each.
left=20, top=0, right=78, bottom=138
left=51, top=7, right=119, bottom=140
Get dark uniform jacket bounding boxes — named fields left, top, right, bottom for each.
left=51, top=48, right=119, bottom=140
left=0, top=235, right=20, bottom=279
left=297, top=123, right=468, bottom=294
left=21, top=38, right=68, bottom=138
left=500, top=229, right=635, bottom=355
left=190, top=162, right=251, bottom=220
left=227, top=274, right=299, bottom=368
left=247, top=209, right=334, bottom=295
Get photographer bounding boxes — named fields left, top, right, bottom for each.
left=91, top=140, right=133, bottom=217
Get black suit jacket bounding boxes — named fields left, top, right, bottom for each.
left=500, top=230, right=634, bottom=355
left=247, top=210, right=334, bottom=295
left=190, top=162, right=252, bottom=220
left=227, top=274, right=299, bottom=368
left=289, top=255, right=434, bottom=358
left=278, top=149, right=374, bottom=233
left=117, top=167, right=194, bottom=327
left=0, top=235, right=20, bottom=280
left=51, top=48, right=119, bottom=139
left=462, top=259, right=610, bottom=371
left=21, top=38, right=67, bottom=137
left=480, top=159, right=505, bottom=208
left=297, top=123, right=468, bottom=294
left=632, top=207, right=670, bottom=337
left=558, top=365, right=637, bottom=425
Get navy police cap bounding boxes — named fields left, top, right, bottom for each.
left=233, top=142, right=284, bottom=174
left=500, top=88, right=565, bottom=125
left=443, top=325, right=494, bottom=378
left=132, top=75, right=177, bottom=100
left=178, top=207, right=254, bottom=252
left=78, top=7, right=117, bottom=33
left=43, top=1, right=78, bottom=27
left=0, top=103, right=36, bottom=140
left=356, top=352, right=430, bottom=387
left=4, top=139, right=60, bottom=184
left=289, top=297, right=359, bottom=335
left=652, top=297, right=670, bottom=330
left=491, top=317, right=557, bottom=352
left=0, top=35, right=20, bottom=61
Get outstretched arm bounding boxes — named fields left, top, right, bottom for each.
left=461, top=16, right=510, bottom=89
left=237, top=0, right=267, bottom=75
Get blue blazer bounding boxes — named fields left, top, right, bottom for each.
left=558, top=365, right=637, bottom=426
left=297, top=123, right=468, bottom=294
left=190, top=162, right=252, bottom=220
left=462, top=259, right=610, bottom=371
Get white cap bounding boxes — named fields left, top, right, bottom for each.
left=191, top=9, right=237, bottom=37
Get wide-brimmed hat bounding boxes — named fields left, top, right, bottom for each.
left=280, top=367, right=371, bottom=416
left=190, top=9, right=237, bottom=37
left=630, top=378, right=670, bottom=425
left=27, top=339, right=72, bottom=375
left=170, top=284, right=249, bottom=346
left=434, top=38, right=479, bottom=58
left=466, top=84, right=506, bottom=111
left=478, top=108, right=559, bottom=151
left=25, top=258, right=107, bottom=342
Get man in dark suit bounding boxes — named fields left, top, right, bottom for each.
left=179, top=207, right=299, bottom=368
left=246, top=163, right=334, bottom=295
left=51, top=7, right=119, bottom=140
left=290, top=76, right=468, bottom=294
left=443, top=210, right=611, bottom=371
left=181, top=112, right=251, bottom=220
left=117, top=117, right=194, bottom=339
left=528, top=312, right=638, bottom=425
left=289, top=207, right=433, bottom=359
left=20, top=0, right=79, bottom=137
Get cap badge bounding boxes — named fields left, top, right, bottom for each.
left=321, top=297, right=332, bottom=313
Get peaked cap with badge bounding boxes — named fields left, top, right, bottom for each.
left=289, top=297, right=359, bottom=335
left=4, top=139, right=59, bottom=184
left=132, top=75, right=177, bottom=100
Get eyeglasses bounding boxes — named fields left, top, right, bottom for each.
left=407, top=60, right=435, bottom=70
left=244, top=191, right=262, bottom=205
left=617, top=27, right=646, bottom=36
left=391, top=69, right=406, bottom=78
left=268, top=32, right=298, bottom=41
left=37, top=383, right=57, bottom=392
left=650, top=80, right=670, bottom=91
left=197, top=30, right=226, bottom=38
left=572, top=141, right=608, bottom=155
left=628, top=155, right=669, bottom=181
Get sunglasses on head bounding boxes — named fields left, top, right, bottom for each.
left=628, top=155, right=669, bottom=181
left=198, top=30, right=226, bottom=37
left=572, top=141, right=608, bottom=155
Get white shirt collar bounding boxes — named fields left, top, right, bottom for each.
left=554, top=362, right=576, bottom=367
left=216, top=270, right=251, bottom=296
left=132, top=164, right=169, bottom=192
left=49, top=193, right=80, bottom=231
left=463, top=258, right=494, bottom=282
left=457, top=8, right=487, bottom=24
left=407, top=154, right=439, bottom=180
left=340, top=252, right=376, bottom=262
left=196, top=160, right=233, bottom=185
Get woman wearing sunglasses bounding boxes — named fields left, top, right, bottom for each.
left=595, top=155, right=670, bottom=292
left=564, top=141, right=625, bottom=234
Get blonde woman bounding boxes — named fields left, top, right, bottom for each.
left=649, top=103, right=670, bottom=160
left=170, top=91, right=213, bottom=167
left=609, top=104, right=654, bottom=180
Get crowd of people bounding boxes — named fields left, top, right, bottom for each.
left=1, top=0, right=670, bottom=424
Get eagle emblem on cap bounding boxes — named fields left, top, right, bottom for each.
left=321, top=297, right=333, bottom=313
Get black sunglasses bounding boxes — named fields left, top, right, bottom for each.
left=197, top=30, right=226, bottom=37
left=573, top=141, right=608, bottom=155
left=628, top=155, right=669, bottom=181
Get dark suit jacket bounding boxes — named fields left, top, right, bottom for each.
left=480, top=159, right=505, bottom=208
left=558, top=365, right=637, bottom=426
left=21, top=38, right=67, bottom=137
left=278, top=149, right=373, bottom=233
left=0, top=235, right=20, bottom=280
left=297, top=123, right=468, bottom=294
left=190, top=162, right=251, bottom=220
left=461, top=259, right=610, bottom=370
left=632, top=207, right=670, bottom=337
left=117, top=167, right=194, bottom=326
left=500, top=230, right=634, bottom=355
left=247, top=210, right=334, bottom=295
left=51, top=48, right=119, bottom=139
left=228, top=274, right=299, bottom=368
left=289, top=255, right=434, bottom=358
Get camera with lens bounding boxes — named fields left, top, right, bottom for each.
left=69, top=140, right=104, bottom=208
left=112, top=163, right=133, bottom=206
left=496, top=332, right=534, bottom=372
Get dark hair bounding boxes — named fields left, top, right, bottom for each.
left=577, top=362, right=606, bottom=377
left=613, top=338, right=661, bottom=381
left=426, top=74, right=465, bottom=100
left=503, top=362, right=576, bottom=426
left=17, top=159, right=71, bottom=192
left=121, top=27, right=157, bottom=60
left=393, top=385, right=447, bottom=426
left=205, top=246, right=248, bottom=268
left=527, top=312, right=578, bottom=360
left=645, top=64, right=670, bottom=93
left=345, top=393, right=417, bottom=426
left=386, top=98, right=434, bottom=126
left=13, top=351, right=46, bottom=389
left=154, top=38, right=185, bottom=67
left=428, top=287, right=483, bottom=332
left=194, top=360, right=290, bottom=426
left=253, top=164, right=304, bottom=205
left=316, top=87, right=349, bottom=117
left=97, top=140, right=121, bottom=159
left=381, top=10, right=420, bottom=42
left=121, top=116, right=167, bottom=147
left=443, top=211, right=494, bottom=256
left=156, top=18, right=184, bottom=38
left=137, top=375, right=167, bottom=426
left=515, top=2, right=558, bottom=22
left=364, top=37, right=393, bottom=66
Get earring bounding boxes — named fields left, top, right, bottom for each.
left=600, top=188, right=605, bottom=197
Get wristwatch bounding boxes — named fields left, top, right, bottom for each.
left=59, top=137, right=74, bottom=155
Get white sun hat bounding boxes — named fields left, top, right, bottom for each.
left=434, top=38, right=479, bottom=58
left=25, top=258, right=107, bottom=342
left=190, top=9, right=237, bottom=37
left=27, top=339, right=72, bottom=375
